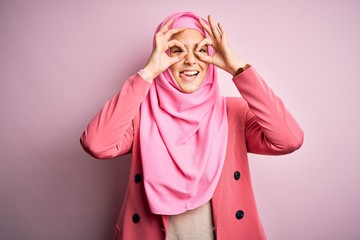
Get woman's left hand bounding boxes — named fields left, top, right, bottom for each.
left=196, top=15, right=247, bottom=76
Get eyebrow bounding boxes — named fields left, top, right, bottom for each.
left=170, top=43, right=206, bottom=50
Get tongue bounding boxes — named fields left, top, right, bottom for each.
left=180, top=72, right=196, bottom=82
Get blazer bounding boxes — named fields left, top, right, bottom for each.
left=80, top=66, right=304, bottom=240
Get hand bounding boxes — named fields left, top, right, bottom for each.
left=143, top=19, right=187, bottom=80
left=196, top=15, right=247, bottom=75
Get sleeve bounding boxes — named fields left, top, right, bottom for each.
left=80, top=73, right=151, bottom=159
left=232, top=66, right=304, bottom=155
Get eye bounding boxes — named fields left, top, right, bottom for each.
left=171, top=48, right=182, bottom=54
left=198, top=48, right=207, bottom=53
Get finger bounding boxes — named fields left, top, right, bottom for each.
left=217, top=22, right=227, bottom=41
left=162, top=18, right=174, bottom=30
left=169, top=51, right=187, bottom=65
left=194, top=51, right=213, bottom=64
left=158, top=18, right=174, bottom=34
left=168, top=39, right=187, bottom=52
left=208, top=15, right=222, bottom=41
left=198, top=17, right=214, bottom=39
left=195, top=38, right=213, bottom=52
left=164, top=27, right=186, bottom=40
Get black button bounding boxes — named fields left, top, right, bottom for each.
left=234, top=171, right=240, bottom=180
left=132, top=213, right=140, bottom=223
left=134, top=173, right=142, bottom=183
left=236, top=210, right=244, bottom=220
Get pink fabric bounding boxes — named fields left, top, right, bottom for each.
left=80, top=66, right=304, bottom=239
left=139, top=12, right=228, bottom=215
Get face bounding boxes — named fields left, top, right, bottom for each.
left=169, top=29, right=209, bottom=93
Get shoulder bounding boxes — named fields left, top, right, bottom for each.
left=225, top=97, right=248, bottom=114
left=225, top=97, right=249, bottom=124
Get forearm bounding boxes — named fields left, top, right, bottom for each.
left=233, top=66, right=304, bottom=154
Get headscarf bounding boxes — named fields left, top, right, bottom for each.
left=139, top=12, right=228, bottom=215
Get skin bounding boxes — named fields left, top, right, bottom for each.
left=143, top=15, right=247, bottom=93
left=168, top=29, right=209, bottom=93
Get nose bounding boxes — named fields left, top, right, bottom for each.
left=184, top=51, right=197, bottom=65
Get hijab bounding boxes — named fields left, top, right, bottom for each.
left=139, top=12, right=228, bottom=215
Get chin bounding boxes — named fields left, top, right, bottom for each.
left=178, top=81, right=203, bottom=93
left=172, top=72, right=206, bottom=93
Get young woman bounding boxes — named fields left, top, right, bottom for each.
left=80, top=11, right=304, bottom=240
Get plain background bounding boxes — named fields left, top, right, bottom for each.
left=1, top=0, right=359, bottom=239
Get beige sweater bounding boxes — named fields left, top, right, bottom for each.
left=167, top=201, right=215, bottom=240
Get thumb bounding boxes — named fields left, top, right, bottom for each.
left=169, top=52, right=187, bottom=65
left=194, top=52, right=213, bottom=64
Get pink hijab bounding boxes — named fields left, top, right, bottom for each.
left=140, top=12, right=228, bottom=215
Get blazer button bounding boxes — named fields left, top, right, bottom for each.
left=235, top=210, right=244, bottom=220
left=134, top=173, right=142, bottom=183
left=132, top=213, right=140, bottom=223
left=234, top=171, right=240, bottom=180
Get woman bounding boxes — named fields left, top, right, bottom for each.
left=80, top=12, right=304, bottom=240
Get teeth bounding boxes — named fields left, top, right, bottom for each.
left=183, top=71, right=198, bottom=76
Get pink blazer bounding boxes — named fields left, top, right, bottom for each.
left=80, top=67, right=304, bottom=240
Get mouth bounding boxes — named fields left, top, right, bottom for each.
left=179, top=70, right=200, bottom=81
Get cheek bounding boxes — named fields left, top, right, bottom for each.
left=201, top=62, right=209, bottom=72
left=169, top=62, right=182, bottom=78
left=169, top=62, right=181, bottom=72
left=169, top=63, right=177, bottom=73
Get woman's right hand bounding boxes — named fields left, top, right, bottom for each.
left=142, top=19, right=187, bottom=81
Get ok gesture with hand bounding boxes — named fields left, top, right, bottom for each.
left=143, top=19, right=188, bottom=81
left=196, top=15, right=247, bottom=76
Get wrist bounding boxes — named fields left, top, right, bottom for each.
left=141, top=64, right=159, bottom=82
left=138, top=67, right=155, bottom=83
left=228, top=60, right=247, bottom=76
left=233, top=63, right=250, bottom=77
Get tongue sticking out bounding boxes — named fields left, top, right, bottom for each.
left=179, top=71, right=199, bottom=82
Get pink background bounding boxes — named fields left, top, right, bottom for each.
left=1, top=0, right=359, bottom=239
